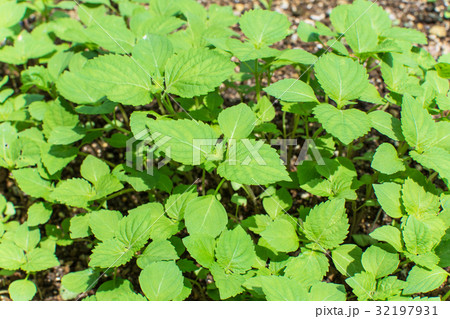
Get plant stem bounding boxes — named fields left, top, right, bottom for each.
left=105, top=188, right=134, bottom=201
left=290, top=114, right=300, bottom=138
left=243, top=185, right=257, bottom=206
left=201, top=168, right=206, bottom=196
left=254, top=60, right=261, bottom=101
left=214, top=178, right=226, bottom=196
left=312, top=127, right=323, bottom=139
left=282, top=111, right=287, bottom=139
left=162, top=93, right=176, bottom=115
left=442, top=289, right=450, bottom=301
left=101, top=114, right=131, bottom=134
left=118, top=105, right=129, bottom=127
left=347, top=142, right=353, bottom=159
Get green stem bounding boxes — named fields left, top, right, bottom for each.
left=201, top=168, right=206, bottom=196
left=156, top=95, right=166, bottom=114
left=282, top=112, right=287, bottom=139
left=101, top=115, right=131, bottom=134
left=254, top=60, right=261, bottom=101
left=290, top=114, right=300, bottom=138
left=428, top=171, right=438, bottom=182
left=118, top=105, right=129, bottom=127
left=442, top=289, right=450, bottom=301
left=105, top=188, right=134, bottom=201
left=243, top=185, right=257, bottom=206
left=163, top=93, right=176, bottom=115
left=312, top=127, right=324, bottom=139
left=347, top=142, right=353, bottom=159
left=214, top=178, right=226, bottom=196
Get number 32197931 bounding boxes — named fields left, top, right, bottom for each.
left=375, top=305, right=438, bottom=316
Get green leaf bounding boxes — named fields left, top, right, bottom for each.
left=89, top=210, right=123, bottom=242
left=369, top=226, right=403, bottom=252
left=410, top=148, right=450, bottom=183
left=0, top=2, right=27, bottom=28
left=93, top=174, right=124, bottom=198
left=332, top=244, right=364, bottom=277
left=183, top=234, right=216, bottom=268
left=435, top=62, right=450, bottom=79
left=361, top=245, right=399, bottom=279
left=8, top=280, right=36, bottom=301
left=313, top=104, right=371, bottom=145
left=371, top=143, right=405, bottom=175
left=254, top=96, right=275, bottom=123
left=373, top=183, right=404, bottom=218
left=50, top=178, right=96, bottom=208
left=14, top=223, right=40, bottom=252
left=374, top=276, right=407, bottom=301
left=56, top=71, right=103, bottom=105
left=137, top=239, right=179, bottom=269
left=164, top=48, right=235, bottom=98
left=89, top=238, right=135, bottom=268
left=129, top=203, right=178, bottom=241
left=218, top=103, right=257, bottom=140
left=260, top=276, right=309, bottom=301
left=217, top=140, right=290, bottom=185
left=260, top=219, right=299, bottom=253
left=139, top=261, right=184, bottom=301
left=262, top=188, right=292, bottom=220
left=215, top=226, right=256, bottom=274
left=0, top=243, right=26, bottom=270
left=285, top=250, right=329, bottom=287
left=116, top=205, right=163, bottom=250
left=22, top=248, right=59, bottom=272
left=0, top=31, right=55, bottom=65
left=314, top=54, right=369, bottom=107
left=69, top=213, right=91, bottom=239
left=303, top=199, right=349, bottom=250
left=80, top=155, right=110, bottom=185
left=61, top=269, right=99, bottom=295
left=40, top=144, right=78, bottom=176
left=27, top=202, right=52, bottom=227
left=210, top=263, right=246, bottom=299
left=48, top=126, right=86, bottom=145
left=403, top=215, right=434, bottom=255
left=63, top=55, right=153, bottom=106
left=147, top=119, right=219, bottom=165
left=346, top=271, right=377, bottom=301
left=403, top=265, right=448, bottom=295
left=165, top=188, right=198, bottom=221
left=85, top=15, right=135, bottom=54
left=401, top=178, right=440, bottom=216
left=263, top=79, right=318, bottom=103
left=309, top=282, right=347, bottom=301
left=184, top=195, right=227, bottom=238
left=239, top=10, right=290, bottom=47
left=273, top=48, right=318, bottom=66
left=132, top=34, right=173, bottom=83
left=382, top=27, right=427, bottom=45
left=401, top=94, right=436, bottom=151
left=12, top=168, right=52, bottom=200
left=95, top=279, right=146, bottom=301
left=369, top=110, right=403, bottom=141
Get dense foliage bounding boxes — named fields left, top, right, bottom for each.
left=0, top=0, right=449, bottom=301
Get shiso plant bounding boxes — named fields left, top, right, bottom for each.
left=0, top=0, right=449, bottom=301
